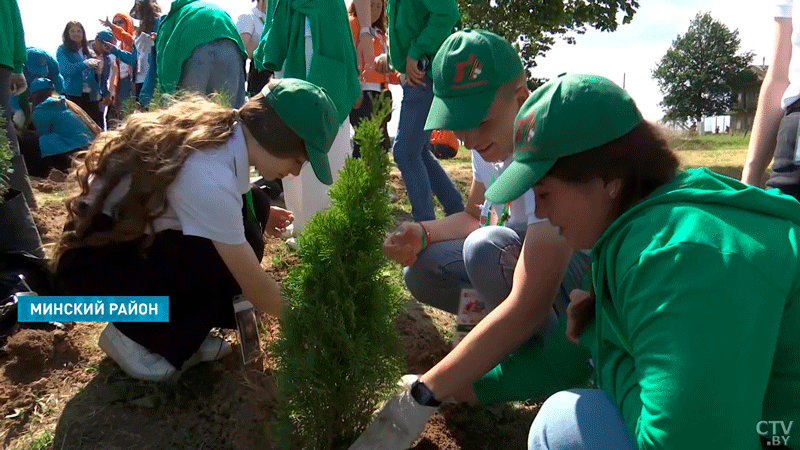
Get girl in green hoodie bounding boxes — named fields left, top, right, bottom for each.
left=484, top=74, right=800, bottom=450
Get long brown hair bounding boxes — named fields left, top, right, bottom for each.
left=54, top=88, right=305, bottom=263
left=62, top=21, right=90, bottom=55
left=135, top=0, right=162, bottom=34
left=544, top=121, right=680, bottom=216
left=348, top=0, right=386, bottom=34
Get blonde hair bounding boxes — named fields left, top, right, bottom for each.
left=55, top=89, right=304, bottom=263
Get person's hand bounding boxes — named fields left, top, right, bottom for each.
left=9, top=73, right=27, bottom=96
left=265, top=206, right=294, bottom=238
left=99, top=16, right=112, bottom=28
left=101, top=95, right=113, bottom=107
left=566, top=289, right=595, bottom=344
left=103, top=42, right=115, bottom=53
left=404, top=55, right=424, bottom=86
left=374, top=53, right=390, bottom=74
left=84, top=58, right=100, bottom=69
left=353, top=92, right=364, bottom=110
left=357, top=33, right=376, bottom=72
left=347, top=375, right=438, bottom=450
left=382, top=222, right=424, bottom=266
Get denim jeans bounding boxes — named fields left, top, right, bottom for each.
left=528, top=389, right=636, bottom=450
left=393, top=75, right=463, bottom=221
left=179, top=39, right=246, bottom=108
left=404, top=225, right=589, bottom=315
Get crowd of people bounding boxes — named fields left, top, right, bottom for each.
left=1, top=0, right=799, bottom=449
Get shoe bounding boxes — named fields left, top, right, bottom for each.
left=98, top=323, right=177, bottom=381
left=198, top=334, right=232, bottom=361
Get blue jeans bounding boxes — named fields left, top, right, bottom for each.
left=528, top=389, right=636, bottom=450
left=179, top=39, right=246, bottom=108
left=393, top=76, right=464, bottom=221
left=404, top=226, right=589, bottom=315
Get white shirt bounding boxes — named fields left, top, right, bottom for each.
left=236, top=7, right=267, bottom=42
left=133, top=33, right=155, bottom=83
left=777, top=0, right=800, bottom=108
left=471, top=150, right=545, bottom=229
left=90, top=124, right=252, bottom=244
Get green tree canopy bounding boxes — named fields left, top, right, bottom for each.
left=457, top=0, right=639, bottom=86
left=652, top=12, right=755, bottom=125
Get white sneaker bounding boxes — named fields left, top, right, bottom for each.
left=98, top=323, right=177, bottom=382
left=198, top=334, right=232, bottom=361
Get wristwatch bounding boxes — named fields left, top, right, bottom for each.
left=410, top=379, right=442, bottom=407
left=359, top=26, right=372, bottom=36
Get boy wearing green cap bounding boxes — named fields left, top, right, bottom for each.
left=55, top=78, right=340, bottom=382
left=352, top=30, right=592, bottom=449
left=484, top=74, right=800, bottom=449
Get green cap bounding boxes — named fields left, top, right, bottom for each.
left=425, top=29, right=524, bottom=131
left=262, top=79, right=339, bottom=185
left=485, top=73, right=643, bottom=203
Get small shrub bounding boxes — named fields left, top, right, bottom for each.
left=271, top=97, right=404, bottom=449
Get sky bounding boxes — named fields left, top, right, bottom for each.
left=19, top=0, right=775, bottom=129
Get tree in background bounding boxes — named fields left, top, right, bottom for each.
left=457, top=0, right=639, bottom=87
left=271, top=98, right=405, bottom=449
left=653, top=12, right=755, bottom=128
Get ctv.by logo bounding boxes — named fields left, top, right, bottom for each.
left=757, top=421, right=793, bottom=446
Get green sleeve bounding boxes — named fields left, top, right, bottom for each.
left=11, top=0, right=25, bottom=73
left=407, top=0, right=458, bottom=61
left=615, top=244, right=784, bottom=449
left=473, top=314, right=592, bottom=404
left=254, top=0, right=289, bottom=72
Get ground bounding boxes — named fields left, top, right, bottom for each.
left=0, top=140, right=748, bottom=450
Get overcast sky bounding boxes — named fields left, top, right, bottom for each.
left=20, top=0, right=774, bottom=125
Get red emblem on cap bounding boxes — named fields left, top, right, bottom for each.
left=451, top=53, right=488, bottom=90
left=515, top=111, right=537, bottom=149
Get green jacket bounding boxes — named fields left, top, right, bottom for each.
left=585, top=168, right=800, bottom=449
left=254, top=0, right=359, bottom=124
left=0, top=0, right=26, bottom=73
left=386, top=0, right=458, bottom=74
left=155, top=0, right=246, bottom=94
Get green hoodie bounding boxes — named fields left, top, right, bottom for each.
left=253, top=0, right=360, bottom=124
left=386, top=0, right=458, bottom=74
left=155, top=0, right=246, bottom=94
left=0, top=0, right=25, bottom=73
left=583, top=168, right=800, bottom=449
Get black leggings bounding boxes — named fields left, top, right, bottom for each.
left=56, top=187, right=270, bottom=367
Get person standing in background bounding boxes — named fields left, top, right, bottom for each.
left=385, top=0, right=464, bottom=221
left=741, top=0, right=800, bottom=202
left=237, top=0, right=271, bottom=96
left=57, top=21, right=103, bottom=127
left=348, top=0, right=399, bottom=158
left=254, top=0, right=361, bottom=238
left=130, top=0, right=161, bottom=104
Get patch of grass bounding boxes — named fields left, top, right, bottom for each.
left=14, top=430, right=53, bottom=450
left=667, top=132, right=750, bottom=151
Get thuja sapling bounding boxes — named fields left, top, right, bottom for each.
left=271, top=97, right=405, bottom=449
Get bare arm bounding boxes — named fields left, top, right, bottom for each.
left=212, top=240, right=282, bottom=317
left=742, top=17, right=792, bottom=186
left=383, top=177, right=483, bottom=266
left=352, top=0, right=375, bottom=70
left=240, top=32, right=257, bottom=59
left=420, top=220, right=572, bottom=402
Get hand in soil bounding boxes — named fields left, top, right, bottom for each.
left=348, top=375, right=438, bottom=450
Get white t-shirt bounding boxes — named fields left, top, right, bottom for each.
left=236, top=7, right=267, bottom=43
left=777, top=0, right=800, bottom=108
left=134, top=32, right=154, bottom=84
left=89, top=124, right=251, bottom=245
left=471, top=150, right=545, bottom=229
